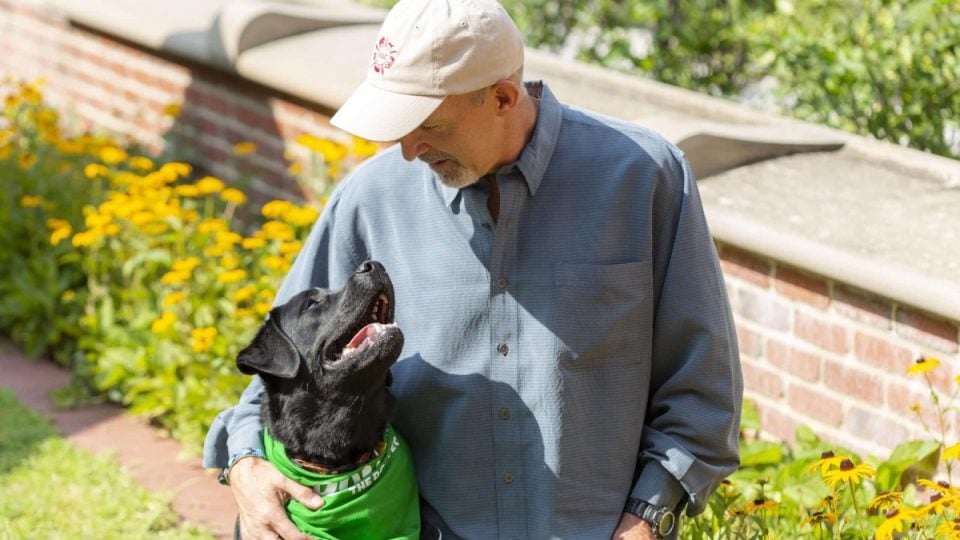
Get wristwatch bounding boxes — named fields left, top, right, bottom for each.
left=624, top=497, right=676, bottom=539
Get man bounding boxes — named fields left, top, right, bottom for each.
left=203, top=0, right=743, bottom=538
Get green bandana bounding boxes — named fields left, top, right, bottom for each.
left=264, top=425, right=420, bottom=540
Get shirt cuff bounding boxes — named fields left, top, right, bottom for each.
left=630, top=461, right=688, bottom=511
left=218, top=447, right=267, bottom=485
left=226, top=417, right=265, bottom=459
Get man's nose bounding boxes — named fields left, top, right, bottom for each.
left=398, top=133, right=430, bottom=161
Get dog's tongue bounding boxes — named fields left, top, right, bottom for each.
left=347, top=323, right=388, bottom=350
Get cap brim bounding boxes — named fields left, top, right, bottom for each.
left=331, top=81, right=444, bottom=142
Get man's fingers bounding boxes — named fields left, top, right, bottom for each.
left=283, top=477, right=325, bottom=510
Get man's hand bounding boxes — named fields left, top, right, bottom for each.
left=611, top=512, right=656, bottom=540
left=229, top=457, right=324, bottom=540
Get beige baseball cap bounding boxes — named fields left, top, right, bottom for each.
left=330, top=0, right=525, bottom=142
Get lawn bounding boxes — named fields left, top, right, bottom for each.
left=0, top=388, right=213, bottom=539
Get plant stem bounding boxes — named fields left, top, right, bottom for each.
left=847, top=479, right=866, bottom=540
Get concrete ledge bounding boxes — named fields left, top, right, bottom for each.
left=35, top=0, right=960, bottom=323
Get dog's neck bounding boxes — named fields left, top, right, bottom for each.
left=261, top=383, right=394, bottom=470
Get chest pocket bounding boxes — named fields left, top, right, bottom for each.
left=554, top=261, right=653, bottom=366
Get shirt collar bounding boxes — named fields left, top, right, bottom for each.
left=437, top=81, right=563, bottom=208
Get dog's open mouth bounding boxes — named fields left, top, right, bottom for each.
left=334, top=292, right=395, bottom=362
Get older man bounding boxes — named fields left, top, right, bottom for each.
left=203, top=0, right=743, bottom=538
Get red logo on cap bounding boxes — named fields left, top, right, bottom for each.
left=371, top=36, right=398, bottom=75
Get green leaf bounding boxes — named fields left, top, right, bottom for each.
left=874, top=439, right=941, bottom=492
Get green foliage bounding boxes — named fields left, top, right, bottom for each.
left=0, top=389, right=212, bottom=538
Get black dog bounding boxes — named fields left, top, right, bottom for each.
left=235, top=260, right=420, bottom=538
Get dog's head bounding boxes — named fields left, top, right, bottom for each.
left=237, top=261, right=403, bottom=395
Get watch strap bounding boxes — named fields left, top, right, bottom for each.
left=624, top=497, right=676, bottom=539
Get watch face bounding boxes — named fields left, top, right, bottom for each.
left=657, top=511, right=676, bottom=536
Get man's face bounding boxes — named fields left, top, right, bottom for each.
left=397, top=91, right=500, bottom=188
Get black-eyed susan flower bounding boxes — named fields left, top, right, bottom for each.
left=808, top=450, right=849, bottom=476
left=220, top=187, right=247, bottom=205
left=822, top=459, right=875, bottom=489
left=745, top=497, right=777, bottom=514
left=162, top=292, right=186, bottom=307
left=191, top=326, right=218, bottom=353
left=934, top=518, right=960, bottom=540
left=875, top=508, right=912, bottom=540
left=99, top=146, right=128, bottom=164
left=868, top=491, right=903, bottom=513
left=800, top=510, right=837, bottom=528
left=261, top=199, right=294, bottom=219
left=907, top=356, right=940, bottom=376
left=162, top=103, right=182, bottom=118
left=151, top=311, right=177, bottom=334
left=351, top=135, right=380, bottom=158
left=196, top=176, right=225, bottom=194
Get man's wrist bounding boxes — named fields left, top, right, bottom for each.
left=218, top=447, right=266, bottom=485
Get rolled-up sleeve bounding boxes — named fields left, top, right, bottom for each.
left=630, top=151, right=743, bottom=515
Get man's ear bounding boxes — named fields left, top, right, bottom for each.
left=236, top=317, right=301, bottom=378
left=493, top=79, right=521, bottom=115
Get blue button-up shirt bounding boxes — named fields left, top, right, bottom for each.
left=204, top=82, right=742, bottom=539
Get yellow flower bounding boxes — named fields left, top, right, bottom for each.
left=261, top=221, right=294, bottom=241
left=800, top=510, right=837, bottom=528
left=234, top=286, right=257, bottom=303
left=50, top=225, right=72, bottom=246
left=908, top=356, right=940, bottom=376
left=198, top=218, right=228, bottom=234
left=151, top=311, right=177, bottom=334
left=61, top=290, right=76, bottom=301
left=934, top=519, right=960, bottom=540
left=822, top=459, right=875, bottom=489
left=215, top=231, right=243, bottom=247
left=191, top=326, right=218, bottom=353
left=943, top=444, right=960, bottom=463
left=745, top=497, right=777, bottom=514
left=217, top=269, right=247, bottom=284
left=84, top=212, right=112, bottom=229
left=351, top=136, right=380, bottom=158
left=141, top=222, right=169, bottom=236
left=233, top=141, right=257, bottom=156
left=254, top=302, right=272, bottom=316
left=160, top=162, right=192, bottom=179
left=296, top=134, right=348, bottom=163
left=175, top=184, right=201, bottom=197
left=910, top=402, right=923, bottom=414
left=869, top=491, right=903, bottom=513
left=285, top=206, right=319, bottom=227
left=163, top=103, right=182, bottom=118
left=162, top=292, right=186, bottom=307
left=220, top=255, right=239, bottom=269
left=99, top=146, right=128, bottom=164
left=279, top=241, right=302, bottom=256
left=84, top=163, right=110, bottom=179
left=261, top=200, right=294, bottom=219
left=196, top=176, right=225, bottom=194
left=808, top=451, right=849, bottom=476
left=221, top=188, right=247, bottom=204
left=71, top=230, right=99, bottom=247
left=18, top=153, right=37, bottom=169
left=161, top=270, right=190, bottom=285
left=129, top=156, right=154, bottom=171
left=265, top=256, right=291, bottom=271
left=131, top=211, right=155, bottom=226
left=20, top=195, right=45, bottom=208
left=288, top=161, right=304, bottom=175
left=242, top=236, right=266, bottom=250
left=875, top=509, right=910, bottom=540
left=172, top=257, right=201, bottom=273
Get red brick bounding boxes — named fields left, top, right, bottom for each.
left=895, top=308, right=959, bottom=354
left=886, top=383, right=941, bottom=429
left=775, top=267, right=831, bottom=310
left=736, top=325, right=763, bottom=359
left=854, top=332, right=915, bottom=373
left=757, top=406, right=798, bottom=445
left=834, top=286, right=893, bottom=330
left=823, top=359, right=883, bottom=405
left=718, top=245, right=771, bottom=288
left=845, top=406, right=910, bottom=449
left=767, top=340, right=821, bottom=382
left=787, top=384, right=844, bottom=427
left=737, top=287, right=791, bottom=332
left=795, top=311, right=850, bottom=354
left=742, top=361, right=784, bottom=399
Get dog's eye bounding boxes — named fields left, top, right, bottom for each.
left=305, top=298, right=327, bottom=311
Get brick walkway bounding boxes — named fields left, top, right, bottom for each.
left=0, top=339, right=236, bottom=538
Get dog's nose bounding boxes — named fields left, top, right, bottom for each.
left=357, top=261, right=379, bottom=274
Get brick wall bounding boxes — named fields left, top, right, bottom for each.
left=3, top=0, right=959, bottom=459
left=720, top=243, right=960, bottom=458
left=0, top=0, right=342, bottom=205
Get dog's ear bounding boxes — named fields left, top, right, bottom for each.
left=236, top=317, right=301, bottom=378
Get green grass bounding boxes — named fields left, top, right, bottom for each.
left=0, top=388, right=214, bottom=539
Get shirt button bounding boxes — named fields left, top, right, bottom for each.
left=499, top=408, right=511, bottom=420
left=495, top=277, right=507, bottom=288
left=503, top=473, right=514, bottom=484
left=497, top=343, right=509, bottom=356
